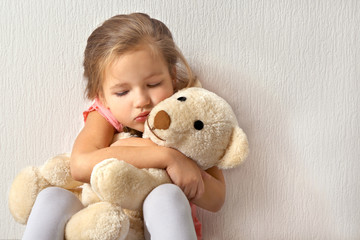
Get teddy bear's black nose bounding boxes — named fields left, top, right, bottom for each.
left=153, top=110, right=171, bottom=130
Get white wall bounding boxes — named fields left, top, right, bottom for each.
left=1, top=0, right=359, bottom=239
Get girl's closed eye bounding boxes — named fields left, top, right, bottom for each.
left=147, top=81, right=162, bottom=88
left=115, top=90, right=129, bottom=97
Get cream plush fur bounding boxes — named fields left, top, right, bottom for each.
left=9, top=87, right=249, bottom=240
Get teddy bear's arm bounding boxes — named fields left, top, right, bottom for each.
left=91, top=158, right=171, bottom=210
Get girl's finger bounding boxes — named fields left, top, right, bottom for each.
left=186, top=184, right=196, bottom=200
left=194, top=178, right=205, bottom=200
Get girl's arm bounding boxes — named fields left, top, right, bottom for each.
left=191, top=167, right=225, bottom=212
left=70, top=111, right=204, bottom=198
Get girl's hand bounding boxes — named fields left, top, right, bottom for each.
left=165, top=149, right=205, bottom=200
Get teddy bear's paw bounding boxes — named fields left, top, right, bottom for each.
left=125, top=226, right=144, bottom=240
left=40, top=153, right=83, bottom=189
left=91, top=159, right=165, bottom=210
left=65, top=202, right=129, bottom=240
left=9, top=166, right=50, bottom=224
left=81, top=183, right=101, bottom=207
left=123, top=209, right=144, bottom=240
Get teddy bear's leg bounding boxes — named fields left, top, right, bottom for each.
left=9, top=166, right=50, bottom=224
left=91, top=158, right=171, bottom=211
left=65, top=202, right=129, bottom=240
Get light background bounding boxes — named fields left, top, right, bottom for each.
left=1, top=0, right=359, bottom=239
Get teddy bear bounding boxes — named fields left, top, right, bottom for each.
left=9, top=87, right=249, bottom=240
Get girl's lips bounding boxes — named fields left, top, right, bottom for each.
left=135, top=111, right=150, bottom=122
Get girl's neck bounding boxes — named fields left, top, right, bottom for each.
left=123, top=126, right=143, bottom=137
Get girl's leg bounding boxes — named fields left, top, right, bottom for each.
left=22, top=187, right=84, bottom=240
left=143, top=183, right=197, bottom=240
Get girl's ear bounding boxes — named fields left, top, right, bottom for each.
left=172, top=66, right=177, bottom=90
left=98, top=91, right=109, bottom=108
left=172, top=79, right=177, bottom=91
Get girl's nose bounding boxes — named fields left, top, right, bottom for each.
left=135, top=89, right=151, bottom=108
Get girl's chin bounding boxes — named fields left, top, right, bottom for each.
left=129, top=124, right=144, bottom=133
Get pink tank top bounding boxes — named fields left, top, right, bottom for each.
left=83, top=99, right=202, bottom=239
left=83, top=98, right=123, bottom=132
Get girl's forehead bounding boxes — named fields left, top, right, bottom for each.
left=110, top=44, right=165, bottom=67
left=103, top=47, right=169, bottom=84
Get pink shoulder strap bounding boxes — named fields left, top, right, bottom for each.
left=83, top=98, right=123, bottom=132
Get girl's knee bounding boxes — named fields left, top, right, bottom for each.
left=38, top=187, right=74, bottom=202
left=146, top=184, right=184, bottom=200
left=39, top=187, right=69, bottom=196
left=23, top=187, right=83, bottom=240
left=143, top=184, right=196, bottom=240
left=144, top=184, right=189, bottom=210
left=36, top=187, right=83, bottom=211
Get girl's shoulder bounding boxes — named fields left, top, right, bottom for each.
left=77, top=110, right=116, bottom=150
left=83, top=98, right=123, bottom=132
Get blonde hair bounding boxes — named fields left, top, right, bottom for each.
left=83, top=13, right=196, bottom=100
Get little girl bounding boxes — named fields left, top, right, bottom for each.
left=22, top=13, right=225, bottom=240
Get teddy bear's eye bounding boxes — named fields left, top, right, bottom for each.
left=177, top=96, right=186, bottom=102
left=194, top=120, right=204, bottom=130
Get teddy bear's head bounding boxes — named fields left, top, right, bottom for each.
left=144, top=87, right=249, bottom=170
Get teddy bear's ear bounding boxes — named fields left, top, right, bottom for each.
left=192, top=78, right=202, bottom=88
left=218, top=126, right=249, bottom=169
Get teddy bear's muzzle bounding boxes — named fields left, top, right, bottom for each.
left=153, top=110, right=171, bottom=130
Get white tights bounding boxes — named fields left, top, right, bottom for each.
left=143, top=184, right=197, bottom=240
left=22, top=187, right=83, bottom=240
left=22, top=184, right=197, bottom=240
